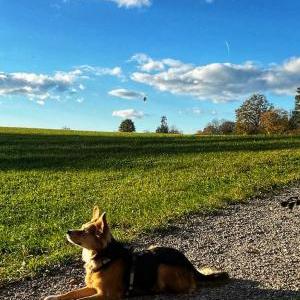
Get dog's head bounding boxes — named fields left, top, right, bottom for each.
left=66, top=206, right=112, bottom=251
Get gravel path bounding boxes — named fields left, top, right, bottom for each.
left=1, top=187, right=300, bottom=300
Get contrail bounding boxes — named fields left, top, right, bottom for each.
left=225, top=40, right=230, bottom=58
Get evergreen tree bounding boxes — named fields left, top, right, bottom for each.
left=290, top=88, right=300, bottom=129
left=156, top=116, right=169, bottom=133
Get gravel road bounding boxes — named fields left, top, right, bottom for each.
left=1, top=187, right=300, bottom=300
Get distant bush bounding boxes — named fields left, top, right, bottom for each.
left=119, top=119, right=136, bottom=132
left=169, top=126, right=182, bottom=134
left=219, top=121, right=235, bottom=134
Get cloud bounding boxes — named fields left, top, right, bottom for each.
left=0, top=70, right=82, bottom=103
left=130, top=54, right=300, bottom=103
left=0, top=64, right=122, bottom=104
left=108, top=88, right=145, bottom=99
left=77, top=65, right=123, bottom=78
left=108, top=0, right=151, bottom=8
left=130, top=53, right=183, bottom=72
left=36, top=100, right=46, bottom=106
left=76, top=98, right=84, bottom=103
left=179, top=107, right=218, bottom=116
left=191, top=107, right=203, bottom=115
left=112, top=108, right=145, bottom=119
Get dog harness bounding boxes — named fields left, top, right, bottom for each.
left=90, top=240, right=160, bottom=297
left=90, top=240, right=200, bottom=297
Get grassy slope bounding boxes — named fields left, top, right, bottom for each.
left=0, top=127, right=299, bottom=283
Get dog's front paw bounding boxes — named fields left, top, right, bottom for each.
left=44, top=296, right=60, bottom=300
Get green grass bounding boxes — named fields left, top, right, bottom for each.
left=0, top=127, right=299, bottom=284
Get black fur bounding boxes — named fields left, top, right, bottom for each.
left=95, top=242, right=228, bottom=296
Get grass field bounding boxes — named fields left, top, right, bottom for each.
left=0, top=127, right=299, bottom=284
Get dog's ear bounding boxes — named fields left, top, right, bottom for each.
left=92, top=206, right=100, bottom=220
left=96, top=212, right=109, bottom=233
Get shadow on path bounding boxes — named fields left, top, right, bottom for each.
left=136, top=278, right=300, bottom=300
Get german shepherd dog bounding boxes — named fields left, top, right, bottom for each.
left=45, top=207, right=229, bottom=300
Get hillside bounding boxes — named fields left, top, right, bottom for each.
left=0, top=127, right=299, bottom=283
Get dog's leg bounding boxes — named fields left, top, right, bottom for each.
left=76, top=294, right=121, bottom=300
left=44, top=287, right=97, bottom=300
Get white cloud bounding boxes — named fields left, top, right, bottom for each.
left=0, top=64, right=122, bottom=104
left=108, top=88, right=145, bottom=99
left=112, top=108, right=144, bottom=119
left=78, top=84, right=85, bottom=90
left=77, top=65, right=123, bottom=78
left=130, top=54, right=300, bottom=103
left=130, top=53, right=185, bottom=73
left=108, top=0, right=151, bottom=8
left=76, top=98, right=84, bottom=103
left=0, top=70, right=81, bottom=103
left=130, top=53, right=165, bottom=72
left=191, top=107, right=203, bottom=115
left=179, top=107, right=218, bottom=116
left=36, top=100, right=45, bottom=106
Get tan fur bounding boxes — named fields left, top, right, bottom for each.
left=85, top=259, right=125, bottom=299
left=156, top=264, right=197, bottom=294
left=45, top=208, right=121, bottom=300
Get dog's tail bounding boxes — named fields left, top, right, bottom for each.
left=195, top=267, right=229, bottom=286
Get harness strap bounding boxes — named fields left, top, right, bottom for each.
left=126, top=254, right=137, bottom=296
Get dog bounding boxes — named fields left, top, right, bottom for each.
left=44, top=206, right=229, bottom=300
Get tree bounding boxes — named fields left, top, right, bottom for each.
left=156, top=116, right=169, bottom=133
left=119, top=119, right=135, bottom=132
left=201, top=119, right=235, bottom=135
left=289, top=88, right=300, bottom=130
left=235, top=94, right=271, bottom=134
left=219, top=121, right=235, bottom=134
left=202, top=119, right=221, bottom=135
left=260, top=108, right=289, bottom=134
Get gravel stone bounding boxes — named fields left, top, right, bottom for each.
left=1, top=187, right=299, bottom=300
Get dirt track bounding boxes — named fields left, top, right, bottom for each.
left=1, top=187, right=300, bottom=300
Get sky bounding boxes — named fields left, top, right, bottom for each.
left=1, top=0, right=300, bottom=133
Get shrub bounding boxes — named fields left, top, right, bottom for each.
left=219, top=121, right=235, bottom=134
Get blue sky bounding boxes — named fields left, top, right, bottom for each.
left=1, top=0, right=300, bottom=133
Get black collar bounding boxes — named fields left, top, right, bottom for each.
left=91, top=239, right=131, bottom=273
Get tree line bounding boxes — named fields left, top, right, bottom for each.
left=200, top=89, right=300, bottom=135
left=119, top=88, right=300, bottom=135
left=118, top=116, right=181, bottom=134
